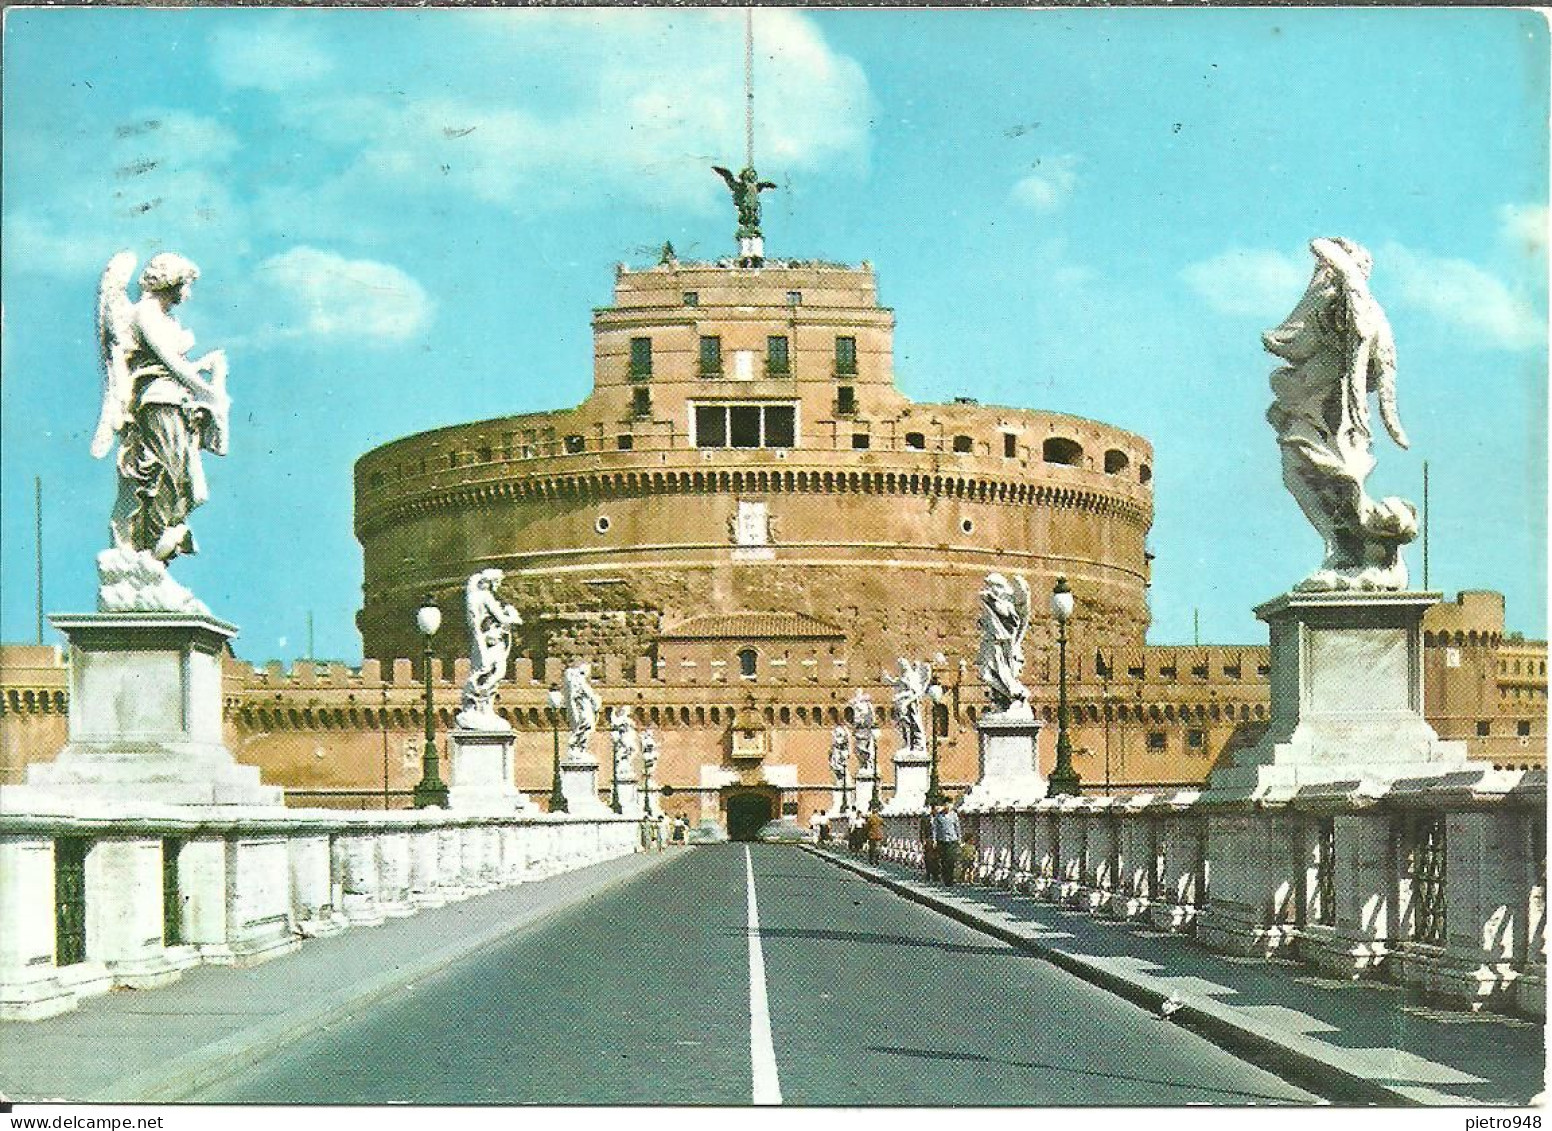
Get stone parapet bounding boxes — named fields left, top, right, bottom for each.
left=0, top=792, right=639, bottom=1022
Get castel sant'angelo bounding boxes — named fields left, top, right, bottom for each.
left=2, top=167, right=1544, bottom=833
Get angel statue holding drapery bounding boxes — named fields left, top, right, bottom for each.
left=455, top=569, right=521, bottom=732
left=1264, top=238, right=1417, bottom=591
left=977, top=573, right=1031, bottom=714
left=882, top=658, right=933, bottom=756
left=563, top=662, right=602, bottom=761
left=608, top=707, right=639, bottom=784
left=92, top=252, right=230, bottom=613
left=828, top=725, right=850, bottom=787
left=849, top=690, right=879, bottom=774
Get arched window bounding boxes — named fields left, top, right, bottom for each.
left=738, top=648, right=757, bottom=679
left=1042, top=437, right=1083, bottom=466
left=1103, top=449, right=1130, bottom=474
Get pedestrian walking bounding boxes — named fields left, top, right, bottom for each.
left=865, top=809, right=885, bottom=865
left=919, top=809, right=940, bottom=882
left=932, top=801, right=964, bottom=886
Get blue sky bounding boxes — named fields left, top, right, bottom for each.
left=3, top=7, right=1546, bottom=663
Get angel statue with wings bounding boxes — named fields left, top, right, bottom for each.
left=882, top=658, right=933, bottom=756
left=712, top=165, right=777, bottom=238
left=976, top=573, right=1032, bottom=714
left=1264, top=238, right=1416, bottom=591
left=455, top=569, right=521, bottom=732
left=93, top=252, right=230, bottom=571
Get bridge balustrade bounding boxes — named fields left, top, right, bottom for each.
left=0, top=807, right=638, bottom=1022
left=875, top=769, right=1546, bottom=1020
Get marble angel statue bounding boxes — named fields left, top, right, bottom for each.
left=976, top=573, right=1031, bottom=713
left=1264, top=238, right=1417, bottom=591
left=563, top=662, right=602, bottom=760
left=608, top=706, right=639, bottom=780
left=849, top=689, right=880, bottom=773
left=455, top=569, right=521, bottom=731
left=91, top=252, right=230, bottom=612
left=828, top=724, right=851, bottom=786
left=94, top=252, right=229, bottom=563
left=882, top=658, right=933, bottom=755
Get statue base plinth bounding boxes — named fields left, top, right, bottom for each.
left=448, top=729, right=538, bottom=814
left=613, top=776, right=642, bottom=817
left=960, top=706, right=1047, bottom=811
left=737, top=234, right=765, bottom=267
left=559, top=759, right=610, bottom=816
left=882, top=751, right=930, bottom=814
left=1206, top=591, right=1481, bottom=801
left=854, top=771, right=879, bottom=813
left=25, top=613, right=280, bottom=807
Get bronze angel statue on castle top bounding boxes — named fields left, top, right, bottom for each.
left=93, top=251, right=229, bottom=565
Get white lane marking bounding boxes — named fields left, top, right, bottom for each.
left=744, top=846, right=783, bottom=1105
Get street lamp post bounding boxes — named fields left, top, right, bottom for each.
left=411, top=595, right=449, bottom=809
left=547, top=685, right=567, bottom=814
left=609, top=713, right=623, bottom=815
left=927, top=679, right=946, bottom=806
left=1048, top=577, right=1081, bottom=796
left=1097, top=649, right=1112, bottom=796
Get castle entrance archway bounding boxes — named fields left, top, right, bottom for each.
left=724, top=789, right=777, bottom=841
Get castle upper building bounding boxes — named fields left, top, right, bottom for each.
left=354, top=253, right=1155, bottom=672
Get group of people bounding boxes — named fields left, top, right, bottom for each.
left=918, top=801, right=965, bottom=885
left=639, top=813, right=692, bottom=851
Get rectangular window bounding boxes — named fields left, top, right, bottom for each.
left=631, top=387, right=651, bottom=419
left=683, top=291, right=699, bottom=307
left=1476, top=720, right=1491, bottom=737
left=629, top=336, right=653, bottom=379
left=852, top=433, right=870, bottom=450
left=699, top=336, right=723, bottom=376
left=764, top=406, right=795, bottom=448
left=766, top=335, right=790, bottom=376
left=834, top=336, right=857, bottom=375
left=1146, top=731, right=1167, bottom=751
left=616, top=435, right=634, bottom=451
left=1518, top=720, right=1532, bottom=738
left=1003, top=434, right=1018, bottom=458
left=729, top=405, right=762, bottom=448
left=693, top=403, right=798, bottom=450
left=563, top=435, right=585, bottom=454
left=786, top=290, right=803, bottom=305
left=836, top=386, right=857, bottom=415
left=1187, top=729, right=1206, bottom=751
left=695, top=406, right=727, bottom=448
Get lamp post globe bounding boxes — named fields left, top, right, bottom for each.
left=411, top=595, right=450, bottom=809
left=1048, top=576, right=1081, bottom=797
left=547, top=685, right=567, bottom=814
left=926, top=680, right=946, bottom=806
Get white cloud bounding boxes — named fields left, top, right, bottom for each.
left=1180, top=248, right=1307, bottom=318
left=251, top=10, right=872, bottom=222
left=1499, top=203, right=1548, bottom=257
left=250, top=248, right=433, bottom=344
left=1383, top=242, right=1545, bottom=351
left=1011, top=155, right=1079, bottom=213
left=209, top=25, right=336, bottom=92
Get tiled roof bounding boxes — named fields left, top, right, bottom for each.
left=659, top=612, right=846, bottom=641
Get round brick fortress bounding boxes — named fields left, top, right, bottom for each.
left=355, top=259, right=1153, bottom=670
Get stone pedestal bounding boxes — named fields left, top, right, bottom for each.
left=1196, top=811, right=1304, bottom=957
left=855, top=770, right=879, bottom=814
left=448, top=729, right=537, bottom=814
left=737, top=234, right=765, bottom=265
left=560, top=759, right=610, bottom=816
left=960, top=707, right=1046, bottom=810
left=25, top=614, right=280, bottom=806
left=1208, top=592, right=1478, bottom=799
left=882, top=750, right=930, bottom=814
left=614, top=774, right=642, bottom=817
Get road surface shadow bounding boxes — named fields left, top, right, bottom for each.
left=865, top=1044, right=1313, bottom=1104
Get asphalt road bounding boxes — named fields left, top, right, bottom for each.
left=192, top=845, right=1318, bottom=1105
